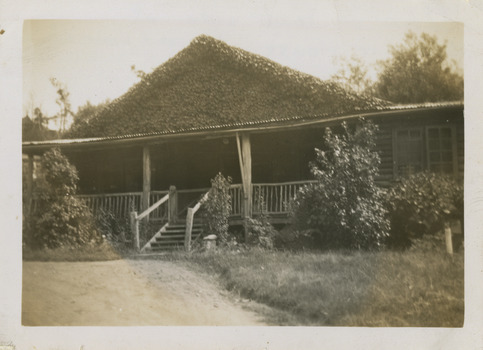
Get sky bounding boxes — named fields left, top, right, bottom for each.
left=23, top=20, right=464, bottom=128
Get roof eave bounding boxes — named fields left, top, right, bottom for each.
left=22, top=102, right=464, bottom=153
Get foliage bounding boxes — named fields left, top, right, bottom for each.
left=66, top=99, right=111, bottom=138
left=385, top=172, right=463, bottom=248
left=202, top=173, right=232, bottom=243
left=50, top=78, right=73, bottom=133
left=25, top=148, right=100, bottom=249
left=22, top=108, right=58, bottom=141
left=331, top=54, right=374, bottom=96
left=73, top=99, right=111, bottom=124
left=291, top=120, right=389, bottom=250
left=246, top=211, right=277, bottom=249
left=94, top=208, right=130, bottom=243
left=374, top=31, right=463, bottom=103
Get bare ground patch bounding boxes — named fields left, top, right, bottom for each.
left=22, top=259, right=269, bottom=326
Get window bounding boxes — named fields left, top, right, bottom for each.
left=426, top=127, right=454, bottom=174
left=393, top=125, right=457, bottom=178
left=394, top=128, right=424, bottom=176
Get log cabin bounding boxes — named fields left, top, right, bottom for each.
left=22, top=35, right=464, bottom=251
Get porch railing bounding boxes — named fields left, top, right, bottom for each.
left=252, top=180, right=317, bottom=215
left=131, top=193, right=170, bottom=251
left=184, top=191, right=210, bottom=252
left=68, top=180, right=315, bottom=222
left=78, top=192, right=143, bottom=219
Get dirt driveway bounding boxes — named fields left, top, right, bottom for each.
left=22, top=259, right=267, bottom=326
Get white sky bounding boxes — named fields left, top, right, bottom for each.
left=23, top=20, right=463, bottom=121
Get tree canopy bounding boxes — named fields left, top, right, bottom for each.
left=331, top=54, right=373, bottom=96
left=374, top=32, right=463, bottom=103
left=22, top=107, right=58, bottom=142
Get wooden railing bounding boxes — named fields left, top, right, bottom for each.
left=131, top=193, right=170, bottom=251
left=229, top=184, right=243, bottom=216
left=78, top=192, right=143, bottom=219
left=252, top=180, right=317, bottom=215
left=44, top=180, right=316, bottom=235
left=184, top=191, right=210, bottom=252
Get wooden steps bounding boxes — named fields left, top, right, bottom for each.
left=145, top=223, right=203, bottom=252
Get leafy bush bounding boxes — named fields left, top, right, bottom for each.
left=25, top=148, right=100, bottom=249
left=95, top=208, right=130, bottom=243
left=202, top=173, right=232, bottom=243
left=385, top=172, right=463, bottom=248
left=291, top=120, right=389, bottom=250
left=246, top=213, right=277, bottom=249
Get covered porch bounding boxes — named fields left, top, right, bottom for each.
left=23, top=126, right=327, bottom=251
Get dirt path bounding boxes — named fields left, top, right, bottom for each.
left=22, top=259, right=268, bottom=326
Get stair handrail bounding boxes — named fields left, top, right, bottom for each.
left=131, top=193, right=169, bottom=251
left=184, top=191, right=210, bottom=252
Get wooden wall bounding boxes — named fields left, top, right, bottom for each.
left=58, top=107, right=463, bottom=195
left=373, top=108, right=464, bottom=186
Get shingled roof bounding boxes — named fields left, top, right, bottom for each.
left=68, top=35, right=389, bottom=138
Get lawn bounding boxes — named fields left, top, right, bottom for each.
left=164, top=247, right=464, bottom=327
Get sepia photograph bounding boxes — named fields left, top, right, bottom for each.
left=21, top=20, right=465, bottom=327
left=1, top=1, right=482, bottom=348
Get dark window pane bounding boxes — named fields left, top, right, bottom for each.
left=430, top=152, right=441, bottom=162
left=397, top=130, right=409, bottom=138
left=428, top=128, right=439, bottom=138
left=442, top=151, right=453, bottom=162
left=410, top=129, right=421, bottom=138
left=441, top=139, right=452, bottom=150
left=428, top=139, right=440, bottom=150
left=441, top=128, right=452, bottom=138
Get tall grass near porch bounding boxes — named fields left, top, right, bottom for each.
left=177, top=248, right=463, bottom=326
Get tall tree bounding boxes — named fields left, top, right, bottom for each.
left=50, top=78, right=73, bottom=133
left=374, top=31, right=463, bottom=103
left=22, top=107, right=58, bottom=141
left=331, top=54, right=374, bottom=96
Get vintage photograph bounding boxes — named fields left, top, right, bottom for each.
left=21, top=20, right=464, bottom=327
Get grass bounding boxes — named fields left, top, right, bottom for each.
left=22, top=242, right=129, bottom=262
left=22, top=238, right=464, bottom=327
left=162, top=247, right=464, bottom=327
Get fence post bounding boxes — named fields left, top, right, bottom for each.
left=168, top=185, right=178, bottom=224
left=185, top=208, right=194, bottom=252
left=131, top=211, right=140, bottom=251
left=444, top=221, right=453, bottom=256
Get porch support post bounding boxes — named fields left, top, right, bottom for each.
left=25, top=154, right=34, bottom=217
left=142, top=145, right=151, bottom=220
left=168, top=185, right=178, bottom=224
left=236, top=132, right=252, bottom=241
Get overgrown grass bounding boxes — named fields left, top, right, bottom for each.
left=22, top=242, right=130, bottom=262
left=164, top=247, right=464, bottom=326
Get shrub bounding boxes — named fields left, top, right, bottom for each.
left=385, top=172, right=463, bottom=248
left=202, top=173, right=232, bottom=243
left=246, top=211, right=277, bottom=250
left=95, top=208, right=130, bottom=243
left=25, top=148, right=100, bottom=249
left=290, top=120, right=389, bottom=250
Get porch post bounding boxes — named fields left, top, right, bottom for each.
left=142, top=145, right=151, bottom=219
left=25, top=154, right=34, bottom=217
left=168, top=185, right=178, bottom=224
left=236, top=133, right=252, bottom=241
